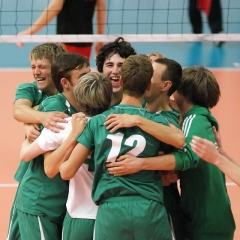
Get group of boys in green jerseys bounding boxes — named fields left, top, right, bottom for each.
left=105, top=65, right=235, bottom=239
left=7, top=37, right=235, bottom=240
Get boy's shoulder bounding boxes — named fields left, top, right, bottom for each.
left=38, top=93, right=67, bottom=112
left=17, top=81, right=37, bottom=89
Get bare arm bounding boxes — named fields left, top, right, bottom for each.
left=44, top=113, right=87, bottom=178
left=19, top=0, right=63, bottom=34
left=20, top=113, right=86, bottom=165
left=59, top=143, right=91, bottom=180
left=161, top=170, right=180, bottom=186
left=107, top=153, right=176, bottom=176
left=94, top=0, right=106, bottom=55
left=20, top=138, right=44, bottom=162
left=14, top=98, right=41, bottom=123
left=43, top=132, right=77, bottom=178
left=105, top=114, right=185, bottom=148
left=23, top=123, right=41, bottom=142
left=16, top=0, right=64, bottom=47
left=14, top=98, right=69, bottom=132
left=190, top=135, right=240, bottom=187
left=212, top=126, right=240, bottom=166
left=215, top=156, right=240, bottom=187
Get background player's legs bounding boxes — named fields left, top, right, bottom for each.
left=208, top=0, right=223, bottom=33
left=189, top=0, right=203, bottom=33
left=64, top=44, right=92, bottom=59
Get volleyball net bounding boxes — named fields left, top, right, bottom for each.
left=0, top=0, right=239, bottom=43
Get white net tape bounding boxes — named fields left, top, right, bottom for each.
left=1, top=33, right=240, bottom=43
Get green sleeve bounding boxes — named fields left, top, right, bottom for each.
left=37, top=96, right=67, bottom=131
left=77, top=119, right=94, bottom=151
left=173, top=115, right=213, bottom=171
left=14, top=82, right=38, bottom=105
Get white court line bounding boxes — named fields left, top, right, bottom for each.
left=0, top=182, right=237, bottom=187
left=0, top=184, right=18, bottom=187
left=226, top=182, right=237, bottom=186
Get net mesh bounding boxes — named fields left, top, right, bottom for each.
left=0, top=0, right=239, bottom=43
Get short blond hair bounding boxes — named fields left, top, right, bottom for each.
left=30, top=43, right=66, bottom=64
left=147, top=52, right=166, bottom=60
left=74, top=72, right=112, bottom=116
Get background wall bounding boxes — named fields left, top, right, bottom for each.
left=0, top=0, right=239, bottom=69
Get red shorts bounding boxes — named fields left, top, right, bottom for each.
left=64, top=44, right=92, bottom=59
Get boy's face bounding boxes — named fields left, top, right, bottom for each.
left=172, top=91, right=184, bottom=108
left=31, top=57, right=55, bottom=93
left=68, top=65, right=91, bottom=88
left=102, top=53, right=125, bottom=93
left=144, top=62, right=166, bottom=102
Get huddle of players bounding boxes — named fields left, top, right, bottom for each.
left=7, top=38, right=235, bottom=240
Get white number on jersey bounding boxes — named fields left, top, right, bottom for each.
left=106, top=133, right=146, bottom=163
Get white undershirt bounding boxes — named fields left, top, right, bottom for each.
left=38, top=117, right=98, bottom=219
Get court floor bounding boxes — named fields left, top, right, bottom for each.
left=0, top=69, right=240, bottom=239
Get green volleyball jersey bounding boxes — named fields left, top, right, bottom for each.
left=77, top=104, right=170, bottom=205
left=14, top=82, right=50, bottom=183
left=16, top=93, right=77, bottom=224
left=174, top=106, right=235, bottom=237
left=160, top=109, right=185, bottom=240
left=14, top=81, right=49, bottom=105
left=158, top=109, right=180, bottom=154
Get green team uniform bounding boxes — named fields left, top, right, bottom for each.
left=7, top=82, right=51, bottom=240
left=14, top=82, right=50, bottom=182
left=173, top=106, right=235, bottom=239
left=78, top=104, right=172, bottom=240
left=159, top=109, right=185, bottom=240
left=15, top=93, right=77, bottom=240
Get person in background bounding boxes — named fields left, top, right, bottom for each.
left=16, top=0, right=106, bottom=59
left=189, top=0, right=224, bottom=46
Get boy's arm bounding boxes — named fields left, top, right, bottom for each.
left=44, top=131, right=82, bottom=178
left=44, top=113, right=87, bottom=178
left=14, top=98, right=68, bottom=130
left=190, top=135, right=240, bottom=187
left=212, top=126, right=240, bottom=166
left=16, top=0, right=64, bottom=47
left=20, top=138, right=45, bottom=162
left=43, top=134, right=75, bottom=178
left=44, top=129, right=83, bottom=178
left=107, top=153, right=176, bottom=176
left=216, top=156, right=240, bottom=187
left=105, top=114, right=185, bottom=148
left=59, top=143, right=91, bottom=180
